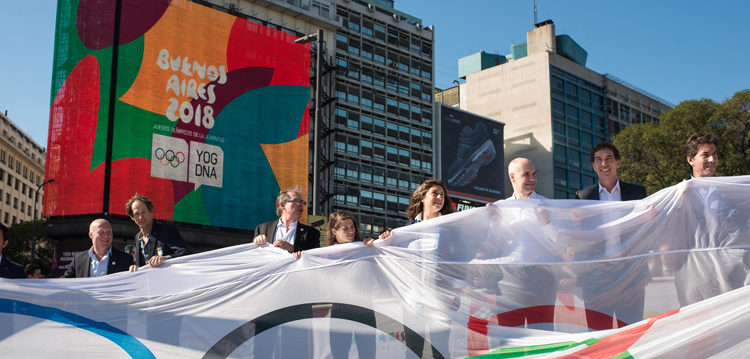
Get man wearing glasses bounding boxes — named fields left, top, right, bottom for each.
left=252, top=187, right=320, bottom=254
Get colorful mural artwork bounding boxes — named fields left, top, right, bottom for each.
left=45, top=0, right=311, bottom=229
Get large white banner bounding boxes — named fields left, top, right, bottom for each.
left=2, top=176, right=749, bottom=358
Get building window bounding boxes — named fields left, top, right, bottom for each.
left=567, top=148, right=581, bottom=168
left=360, top=165, right=372, bottom=183
left=565, top=82, right=578, bottom=101
left=362, top=20, right=373, bottom=37
left=568, top=171, right=581, bottom=190
left=361, top=140, right=373, bottom=158
left=551, top=76, right=564, bottom=96
left=346, top=137, right=358, bottom=154
left=567, top=126, right=579, bottom=145
left=552, top=99, right=564, bottom=115
left=553, top=144, right=565, bottom=163
left=334, top=166, right=345, bottom=178
left=373, top=143, right=385, bottom=160
left=554, top=166, right=567, bottom=186
left=386, top=194, right=398, bottom=213
left=360, top=190, right=373, bottom=208
left=373, top=192, right=385, bottom=211
left=373, top=168, right=385, bottom=184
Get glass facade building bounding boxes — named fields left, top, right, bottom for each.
left=550, top=66, right=607, bottom=199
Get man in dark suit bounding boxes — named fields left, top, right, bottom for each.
left=575, top=142, right=649, bottom=327
left=253, top=187, right=320, bottom=255
left=126, top=194, right=191, bottom=271
left=575, top=142, right=647, bottom=201
left=62, top=219, right=133, bottom=278
left=0, top=224, right=24, bottom=279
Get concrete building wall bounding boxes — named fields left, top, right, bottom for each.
left=527, top=22, right=556, bottom=55
left=0, top=112, right=46, bottom=227
left=463, top=50, right=555, bottom=198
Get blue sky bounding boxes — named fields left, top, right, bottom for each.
left=1, top=0, right=748, bottom=147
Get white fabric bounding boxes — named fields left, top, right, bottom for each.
left=1, top=176, right=750, bottom=358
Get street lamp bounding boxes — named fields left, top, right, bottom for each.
left=30, top=178, right=54, bottom=266
left=296, top=29, right=323, bottom=215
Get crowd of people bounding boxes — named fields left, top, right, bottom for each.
left=0, top=132, right=723, bottom=288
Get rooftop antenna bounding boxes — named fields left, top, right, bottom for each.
left=533, top=0, right=538, bottom=25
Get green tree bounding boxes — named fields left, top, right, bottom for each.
left=614, top=89, right=750, bottom=195
left=711, top=90, right=750, bottom=176
left=4, top=219, right=56, bottom=277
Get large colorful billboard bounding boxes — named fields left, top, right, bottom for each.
left=45, top=0, right=311, bottom=229
left=438, top=104, right=505, bottom=202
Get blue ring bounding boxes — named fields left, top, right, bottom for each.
left=0, top=298, right=155, bottom=358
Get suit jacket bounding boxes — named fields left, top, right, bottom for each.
left=0, top=256, right=25, bottom=279
left=61, top=247, right=134, bottom=278
left=135, top=221, right=191, bottom=267
left=254, top=219, right=320, bottom=252
left=575, top=180, right=647, bottom=201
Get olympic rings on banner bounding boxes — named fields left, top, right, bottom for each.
left=154, top=147, right=185, bottom=168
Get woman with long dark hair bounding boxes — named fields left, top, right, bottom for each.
left=376, top=179, right=455, bottom=241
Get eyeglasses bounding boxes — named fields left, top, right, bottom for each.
left=284, top=198, right=307, bottom=206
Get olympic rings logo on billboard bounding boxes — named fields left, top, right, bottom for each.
left=154, top=147, right=186, bottom=168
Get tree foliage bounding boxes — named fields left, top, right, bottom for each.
left=614, top=90, right=750, bottom=195
left=4, top=219, right=55, bottom=276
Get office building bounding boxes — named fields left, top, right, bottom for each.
left=458, top=20, right=672, bottom=198
left=327, top=0, right=435, bottom=235
left=0, top=111, right=46, bottom=227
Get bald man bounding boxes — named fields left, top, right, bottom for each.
left=507, top=157, right=548, bottom=200
left=62, top=219, right=133, bottom=278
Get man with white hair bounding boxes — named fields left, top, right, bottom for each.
left=253, top=187, right=320, bottom=254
